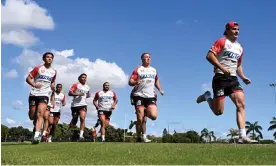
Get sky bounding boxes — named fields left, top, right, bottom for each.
left=1, top=0, right=276, bottom=139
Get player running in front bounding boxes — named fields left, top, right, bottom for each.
left=196, top=22, right=256, bottom=143
left=93, top=82, right=118, bottom=142
left=25, top=52, right=57, bottom=144
left=68, top=73, right=91, bottom=140
left=129, top=52, right=164, bottom=143
left=47, top=84, right=66, bottom=142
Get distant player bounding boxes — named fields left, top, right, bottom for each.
left=47, top=84, right=66, bottom=142
left=68, top=73, right=91, bottom=140
left=26, top=52, right=56, bottom=144
left=93, top=82, right=118, bottom=142
left=196, top=22, right=256, bottom=143
left=129, top=52, right=164, bottom=143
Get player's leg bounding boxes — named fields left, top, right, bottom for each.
left=141, top=115, right=147, bottom=141
left=69, top=107, right=78, bottom=128
left=79, top=107, right=87, bottom=139
left=98, top=111, right=107, bottom=142
left=134, top=97, right=145, bottom=142
left=33, top=97, right=48, bottom=143
left=48, top=112, right=54, bottom=142
left=49, top=113, right=60, bottom=142
left=105, top=112, right=112, bottom=127
left=41, top=107, right=50, bottom=142
left=28, top=96, right=37, bottom=120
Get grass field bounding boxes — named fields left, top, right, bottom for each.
left=2, top=142, right=276, bottom=165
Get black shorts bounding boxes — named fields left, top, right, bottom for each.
left=212, top=73, right=243, bottom=99
left=49, top=112, right=61, bottom=118
left=98, top=110, right=112, bottom=119
left=71, top=106, right=87, bottom=117
left=29, top=96, right=49, bottom=108
left=133, top=96, right=156, bottom=108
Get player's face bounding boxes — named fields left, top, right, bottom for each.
left=80, top=75, right=87, bottom=84
left=142, top=54, right=151, bottom=65
left=103, top=83, right=110, bottom=91
left=228, top=26, right=239, bottom=39
left=56, top=85, right=62, bottom=93
left=44, top=54, right=53, bottom=65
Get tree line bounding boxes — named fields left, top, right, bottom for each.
left=1, top=117, right=275, bottom=144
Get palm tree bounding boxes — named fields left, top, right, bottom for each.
left=227, top=128, right=239, bottom=143
left=245, top=121, right=263, bottom=140
left=267, top=117, right=276, bottom=140
left=200, top=128, right=216, bottom=143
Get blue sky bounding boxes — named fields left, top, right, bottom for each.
left=1, top=0, right=276, bottom=139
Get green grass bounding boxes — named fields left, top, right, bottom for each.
left=2, top=142, right=276, bottom=165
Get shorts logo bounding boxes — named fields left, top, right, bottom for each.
left=217, top=89, right=224, bottom=96
left=50, top=113, right=53, bottom=116
left=30, top=100, right=36, bottom=106
left=99, top=111, right=103, bottom=115
left=136, top=100, right=141, bottom=106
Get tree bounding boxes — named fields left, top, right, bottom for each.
left=245, top=121, right=263, bottom=140
left=227, top=128, right=239, bottom=143
left=185, top=130, right=200, bottom=143
left=267, top=117, right=276, bottom=140
left=1, top=124, right=9, bottom=139
left=200, top=128, right=216, bottom=143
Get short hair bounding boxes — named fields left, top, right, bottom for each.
left=56, top=84, right=62, bottom=88
left=78, top=73, right=87, bottom=81
left=103, top=82, right=109, bottom=87
left=42, top=52, right=54, bottom=60
left=141, top=52, right=151, bottom=59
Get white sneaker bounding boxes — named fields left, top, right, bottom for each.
left=238, top=137, right=258, bottom=144
left=143, top=138, right=151, bottom=143
left=48, top=137, right=52, bottom=143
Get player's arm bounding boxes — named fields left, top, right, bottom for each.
left=111, top=92, right=118, bottom=108
left=62, top=95, right=66, bottom=106
left=236, top=54, right=246, bottom=79
left=68, top=84, right=83, bottom=96
left=86, top=90, right=91, bottom=98
left=26, top=66, right=39, bottom=88
left=128, top=68, right=139, bottom=86
left=207, top=38, right=230, bottom=75
left=51, top=71, right=57, bottom=91
left=51, top=91, right=55, bottom=107
left=154, top=75, right=164, bottom=95
left=93, top=92, right=99, bottom=110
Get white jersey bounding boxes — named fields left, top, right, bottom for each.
left=50, top=92, right=65, bottom=113
left=29, top=65, right=56, bottom=97
left=69, top=82, right=90, bottom=107
left=94, top=90, right=117, bottom=111
left=209, top=37, right=243, bottom=76
left=131, top=66, right=158, bottom=98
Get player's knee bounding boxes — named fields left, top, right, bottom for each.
left=149, top=115, right=157, bottom=120
left=215, top=109, right=223, bottom=116
left=236, top=101, right=245, bottom=111
left=80, top=117, right=85, bottom=123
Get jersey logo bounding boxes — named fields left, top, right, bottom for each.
left=223, top=51, right=240, bottom=60
left=37, top=75, right=53, bottom=81
left=140, top=74, right=155, bottom=79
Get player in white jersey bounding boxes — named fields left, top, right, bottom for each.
left=129, top=52, right=164, bottom=142
left=196, top=22, right=256, bottom=143
left=47, top=84, right=66, bottom=142
left=68, top=73, right=91, bottom=139
left=26, top=52, right=56, bottom=144
left=93, top=82, right=118, bottom=142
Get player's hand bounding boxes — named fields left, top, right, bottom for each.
left=51, top=101, right=55, bottom=108
left=221, top=68, right=231, bottom=76
left=34, top=82, right=43, bottom=88
left=160, top=90, right=165, bottom=96
left=111, top=106, right=116, bottom=111
left=242, top=77, right=251, bottom=85
left=78, top=93, right=85, bottom=96
left=136, top=78, right=142, bottom=85
left=51, top=84, right=55, bottom=91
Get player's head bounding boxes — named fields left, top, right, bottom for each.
left=56, top=84, right=62, bottom=93
left=103, top=82, right=110, bottom=91
left=78, top=73, right=87, bottom=84
left=42, top=52, right=54, bottom=65
left=141, top=52, right=151, bottom=66
left=223, top=21, right=239, bottom=40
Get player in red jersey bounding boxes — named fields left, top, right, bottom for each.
left=93, top=82, right=118, bottom=142
left=129, top=53, right=164, bottom=142
left=26, top=52, right=56, bottom=144
left=196, top=22, right=256, bottom=143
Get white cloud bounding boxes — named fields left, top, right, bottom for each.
left=1, top=0, right=55, bottom=47
left=52, top=49, right=74, bottom=58
left=15, top=49, right=129, bottom=128
left=6, top=117, right=16, bottom=125
left=5, top=69, right=18, bottom=78
left=176, top=19, right=185, bottom=25
left=11, top=100, right=24, bottom=109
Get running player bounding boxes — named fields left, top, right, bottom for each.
left=68, top=73, right=91, bottom=140
left=26, top=52, right=57, bottom=144
left=196, top=22, right=256, bottom=143
left=129, top=52, right=164, bottom=143
left=47, top=84, right=66, bottom=142
left=93, top=82, right=118, bottom=142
